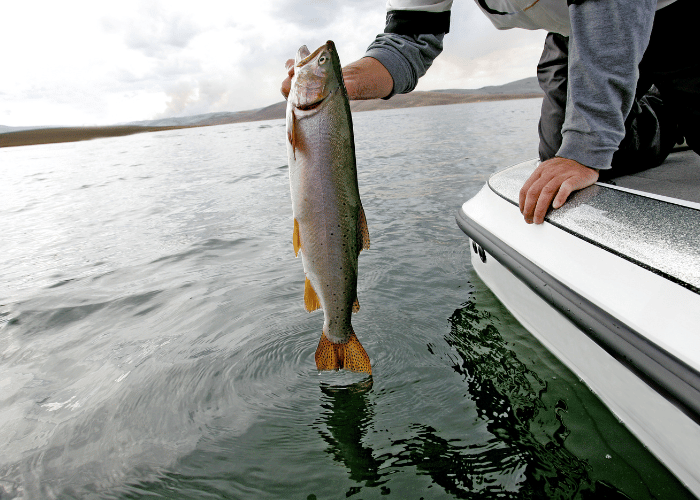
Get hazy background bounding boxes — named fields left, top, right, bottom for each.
left=1, top=0, right=547, bottom=127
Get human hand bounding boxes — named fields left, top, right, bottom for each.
left=519, top=157, right=599, bottom=224
left=281, top=56, right=393, bottom=101
left=281, top=59, right=295, bottom=100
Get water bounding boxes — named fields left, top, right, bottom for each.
left=0, top=99, right=693, bottom=499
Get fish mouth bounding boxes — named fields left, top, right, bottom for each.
left=294, top=88, right=334, bottom=111
left=296, top=101, right=322, bottom=111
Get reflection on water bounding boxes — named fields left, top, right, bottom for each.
left=446, top=299, right=604, bottom=499
left=312, top=288, right=694, bottom=499
left=318, top=380, right=384, bottom=493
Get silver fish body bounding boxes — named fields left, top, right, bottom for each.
left=286, top=41, right=371, bottom=374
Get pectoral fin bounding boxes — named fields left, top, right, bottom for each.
left=304, top=277, right=321, bottom=312
left=315, top=330, right=372, bottom=374
left=293, top=218, right=301, bottom=256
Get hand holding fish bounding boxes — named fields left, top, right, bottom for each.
left=282, top=55, right=393, bottom=101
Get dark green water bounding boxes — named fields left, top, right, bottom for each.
left=0, top=99, right=694, bottom=499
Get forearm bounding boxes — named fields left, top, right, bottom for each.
left=558, top=0, right=656, bottom=169
left=365, top=33, right=445, bottom=98
left=342, top=57, right=394, bottom=100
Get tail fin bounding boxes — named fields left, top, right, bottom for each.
left=315, top=330, right=372, bottom=374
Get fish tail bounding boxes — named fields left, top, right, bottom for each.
left=315, top=330, right=371, bottom=374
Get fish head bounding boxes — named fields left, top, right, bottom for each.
left=289, top=41, right=344, bottom=110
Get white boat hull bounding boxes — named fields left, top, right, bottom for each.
left=457, top=159, right=700, bottom=496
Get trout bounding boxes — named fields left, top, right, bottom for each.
left=286, top=41, right=372, bottom=374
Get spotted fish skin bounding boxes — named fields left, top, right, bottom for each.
left=286, top=41, right=371, bottom=374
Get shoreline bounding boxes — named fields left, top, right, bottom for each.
left=0, top=125, right=198, bottom=149
left=0, top=93, right=542, bottom=149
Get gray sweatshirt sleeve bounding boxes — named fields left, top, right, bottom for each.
left=558, top=0, right=656, bottom=169
left=365, top=33, right=445, bottom=98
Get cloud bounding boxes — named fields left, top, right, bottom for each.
left=102, top=1, right=204, bottom=58
left=272, top=0, right=381, bottom=31
left=417, top=41, right=545, bottom=91
left=157, top=78, right=231, bottom=118
left=264, top=0, right=386, bottom=66
left=146, top=0, right=388, bottom=120
left=0, top=0, right=549, bottom=127
left=413, top=0, right=547, bottom=90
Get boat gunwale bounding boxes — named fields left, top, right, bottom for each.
left=486, top=162, right=700, bottom=296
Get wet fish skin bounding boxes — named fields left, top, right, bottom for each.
left=286, top=41, right=371, bottom=374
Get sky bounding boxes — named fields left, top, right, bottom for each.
left=0, top=0, right=547, bottom=128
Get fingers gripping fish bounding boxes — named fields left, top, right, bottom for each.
left=285, top=41, right=372, bottom=374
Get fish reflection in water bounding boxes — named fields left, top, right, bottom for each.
left=313, top=295, right=638, bottom=499
left=319, top=379, right=383, bottom=492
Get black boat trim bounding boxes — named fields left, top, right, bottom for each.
left=456, top=207, right=700, bottom=426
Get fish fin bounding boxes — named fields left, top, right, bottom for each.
left=352, top=296, right=360, bottom=313
left=315, top=333, right=340, bottom=371
left=315, top=331, right=372, bottom=374
left=293, top=218, right=301, bottom=256
left=357, top=203, right=370, bottom=252
left=343, top=332, right=372, bottom=374
left=304, top=277, right=322, bottom=312
left=287, top=109, right=296, bottom=159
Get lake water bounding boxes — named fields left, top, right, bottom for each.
left=0, top=99, right=694, bottom=499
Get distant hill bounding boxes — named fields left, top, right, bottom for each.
left=121, top=77, right=543, bottom=128
left=124, top=105, right=289, bottom=129
left=430, top=77, right=542, bottom=95
left=1, top=77, right=543, bottom=147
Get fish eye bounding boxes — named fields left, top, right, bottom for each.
left=318, top=55, right=328, bottom=64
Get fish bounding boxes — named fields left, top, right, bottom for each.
left=286, top=41, right=372, bottom=374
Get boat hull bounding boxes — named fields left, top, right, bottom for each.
left=457, top=159, right=700, bottom=496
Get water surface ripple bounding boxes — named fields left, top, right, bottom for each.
left=0, top=101, right=693, bottom=499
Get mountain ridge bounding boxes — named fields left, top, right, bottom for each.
left=1, top=77, right=542, bottom=148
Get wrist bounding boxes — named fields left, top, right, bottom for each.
left=343, top=56, right=394, bottom=100
left=558, top=131, right=616, bottom=170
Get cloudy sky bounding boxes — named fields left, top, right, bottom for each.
left=1, top=0, right=546, bottom=127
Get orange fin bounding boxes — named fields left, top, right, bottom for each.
left=357, top=204, right=370, bottom=252
left=304, top=277, right=321, bottom=312
left=315, top=331, right=372, bottom=374
left=352, top=296, right=360, bottom=313
left=293, top=218, right=301, bottom=256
